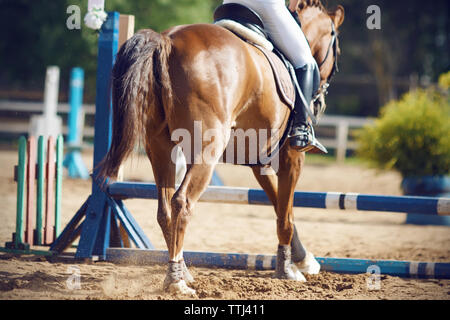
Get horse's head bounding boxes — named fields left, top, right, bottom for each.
left=294, top=0, right=344, bottom=118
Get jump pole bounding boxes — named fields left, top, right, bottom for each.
left=105, top=248, right=450, bottom=280
left=107, top=182, right=450, bottom=216
left=104, top=182, right=449, bottom=279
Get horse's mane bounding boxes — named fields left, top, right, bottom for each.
left=297, top=0, right=328, bottom=12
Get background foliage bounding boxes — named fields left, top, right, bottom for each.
left=356, top=77, right=450, bottom=177
left=0, top=0, right=448, bottom=116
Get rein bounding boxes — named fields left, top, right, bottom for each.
left=290, top=8, right=339, bottom=85
left=290, top=8, right=339, bottom=99
left=314, top=20, right=339, bottom=102
left=317, top=20, right=339, bottom=83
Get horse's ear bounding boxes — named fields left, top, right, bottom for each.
left=330, top=5, right=345, bottom=28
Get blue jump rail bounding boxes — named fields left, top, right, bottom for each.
left=107, top=182, right=450, bottom=216
left=105, top=248, right=450, bottom=279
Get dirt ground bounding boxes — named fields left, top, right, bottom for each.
left=0, top=149, right=449, bottom=300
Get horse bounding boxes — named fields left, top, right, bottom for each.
left=98, top=0, right=344, bottom=295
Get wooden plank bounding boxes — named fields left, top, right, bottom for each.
left=115, top=15, right=135, bottom=248
left=119, top=15, right=135, bottom=48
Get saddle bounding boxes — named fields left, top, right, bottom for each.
left=214, top=3, right=297, bottom=111
left=214, top=3, right=299, bottom=162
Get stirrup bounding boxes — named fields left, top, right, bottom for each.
left=289, top=125, right=328, bottom=154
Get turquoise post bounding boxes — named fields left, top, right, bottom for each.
left=63, top=67, right=89, bottom=179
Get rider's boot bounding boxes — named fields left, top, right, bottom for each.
left=289, top=64, right=327, bottom=153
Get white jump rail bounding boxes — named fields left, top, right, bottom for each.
left=1, top=100, right=370, bottom=162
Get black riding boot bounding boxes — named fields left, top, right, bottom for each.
left=289, top=64, right=327, bottom=153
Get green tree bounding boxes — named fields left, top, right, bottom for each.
left=0, top=0, right=219, bottom=101
left=326, top=0, right=449, bottom=115
left=0, top=0, right=448, bottom=116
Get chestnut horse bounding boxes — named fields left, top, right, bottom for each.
left=99, top=1, right=344, bottom=295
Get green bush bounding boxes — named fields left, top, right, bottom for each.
left=439, top=71, right=450, bottom=90
left=356, top=87, right=450, bottom=178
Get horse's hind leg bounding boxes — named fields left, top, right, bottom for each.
left=162, top=160, right=220, bottom=295
left=145, top=130, right=195, bottom=287
left=145, top=133, right=175, bottom=250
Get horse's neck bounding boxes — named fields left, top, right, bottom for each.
left=298, top=8, right=328, bottom=55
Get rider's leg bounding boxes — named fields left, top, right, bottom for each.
left=223, top=0, right=312, bottom=67
left=290, top=62, right=327, bottom=152
left=222, top=0, right=326, bottom=152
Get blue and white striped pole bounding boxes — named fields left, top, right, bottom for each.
left=63, top=67, right=89, bottom=179
left=105, top=248, right=450, bottom=279
left=107, top=182, right=450, bottom=216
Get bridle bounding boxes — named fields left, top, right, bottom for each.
left=313, top=20, right=339, bottom=103
left=318, top=20, right=339, bottom=82
left=290, top=10, right=339, bottom=102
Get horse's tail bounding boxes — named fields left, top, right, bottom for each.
left=97, top=29, right=173, bottom=180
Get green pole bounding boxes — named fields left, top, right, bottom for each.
left=36, top=136, right=45, bottom=245
left=55, top=135, right=64, bottom=237
left=15, top=136, right=27, bottom=247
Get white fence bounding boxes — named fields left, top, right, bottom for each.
left=317, top=115, right=373, bottom=161
left=0, top=100, right=372, bottom=161
left=0, top=100, right=95, bottom=140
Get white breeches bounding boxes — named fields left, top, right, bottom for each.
left=223, top=0, right=315, bottom=68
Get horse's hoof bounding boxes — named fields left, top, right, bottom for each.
left=181, top=259, right=195, bottom=284
left=291, top=265, right=307, bottom=281
left=274, top=245, right=307, bottom=281
left=294, top=251, right=321, bottom=275
left=167, top=280, right=196, bottom=296
left=273, top=263, right=307, bottom=281
left=163, top=260, right=196, bottom=295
